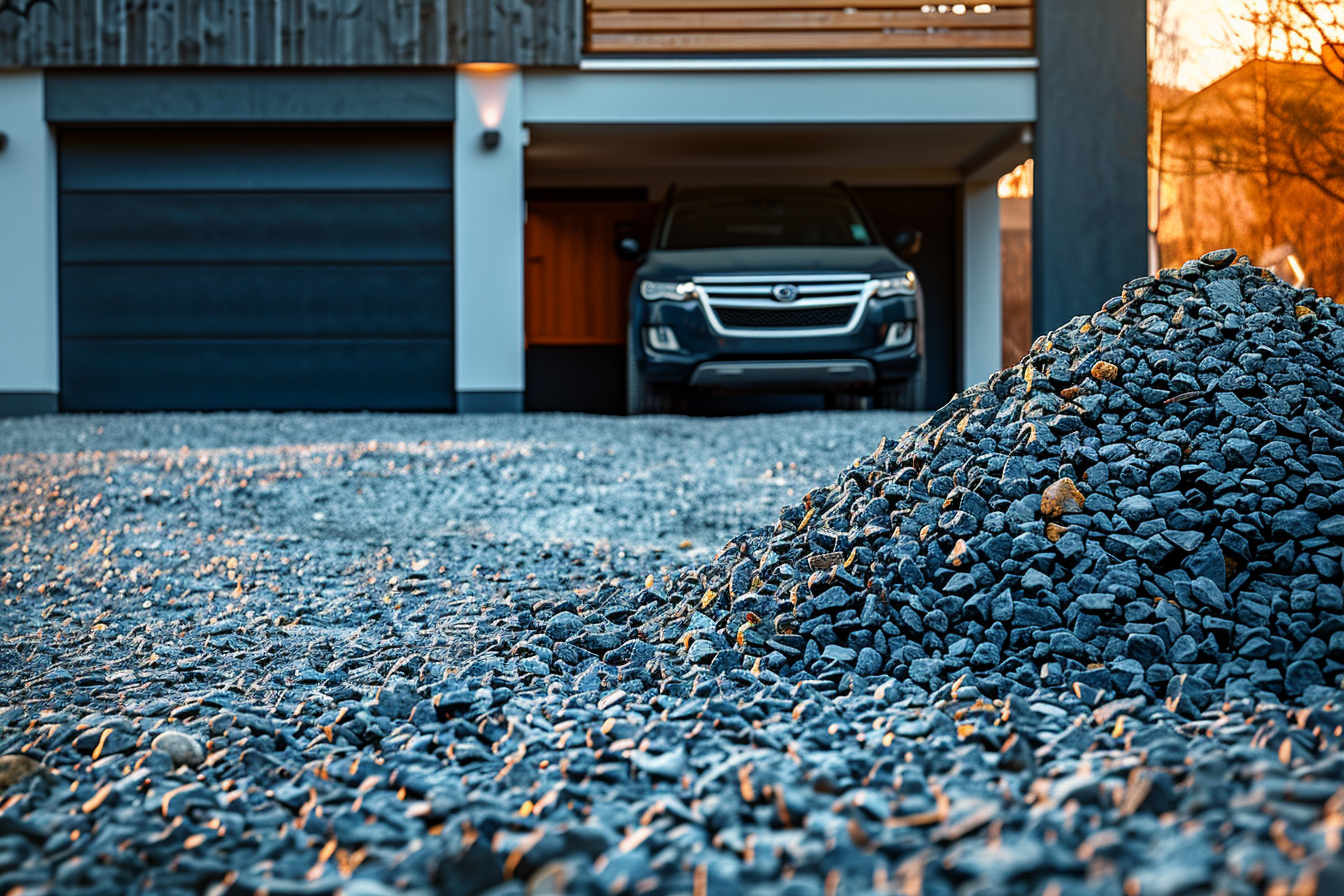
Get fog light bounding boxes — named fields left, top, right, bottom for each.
left=645, top=326, right=681, bottom=352
left=884, top=322, right=915, bottom=348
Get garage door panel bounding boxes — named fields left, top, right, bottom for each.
left=60, top=339, right=455, bottom=411
left=61, top=265, right=454, bottom=339
left=61, top=193, right=454, bottom=264
left=58, top=128, right=455, bottom=412
left=61, top=130, right=453, bottom=192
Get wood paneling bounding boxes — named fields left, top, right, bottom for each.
left=525, top=201, right=656, bottom=347
left=590, top=0, right=1030, bottom=8
left=0, top=0, right=580, bottom=67
left=591, top=8, right=1030, bottom=30
left=587, top=0, right=1033, bottom=54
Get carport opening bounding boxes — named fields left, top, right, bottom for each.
left=521, top=122, right=997, bottom=415
left=521, top=185, right=960, bottom=416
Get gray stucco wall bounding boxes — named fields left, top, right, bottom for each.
left=45, top=71, right=456, bottom=122
left=1033, top=0, right=1148, bottom=335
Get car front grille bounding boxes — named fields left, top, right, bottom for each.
left=697, top=274, right=869, bottom=333
left=713, top=305, right=858, bottom=330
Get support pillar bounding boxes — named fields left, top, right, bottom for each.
left=962, top=181, right=1003, bottom=389
left=454, top=66, right=525, bottom=413
left=1033, top=0, right=1148, bottom=335
left=0, top=71, right=58, bottom=416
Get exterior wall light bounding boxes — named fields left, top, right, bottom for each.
left=481, top=129, right=501, bottom=150
left=0, top=132, right=8, bottom=153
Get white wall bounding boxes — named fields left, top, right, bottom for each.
left=962, top=181, right=1003, bottom=389
left=454, top=67, right=525, bottom=409
left=524, top=69, right=1036, bottom=125
left=0, top=72, right=58, bottom=398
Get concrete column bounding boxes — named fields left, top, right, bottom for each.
left=0, top=71, right=58, bottom=416
left=454, top=66, right=525, bottom=413
left=1033, top=0, right=1147, bottom=335
left=962, top=181, right=1002, bottom=390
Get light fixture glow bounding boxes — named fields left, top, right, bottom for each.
left=461, top=62, right=518, bottom=130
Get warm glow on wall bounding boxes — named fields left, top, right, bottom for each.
left=461, top=62, right=518, bottom=129
left=998, top=159, right=1033, bottom=199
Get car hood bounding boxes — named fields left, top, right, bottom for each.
left=636, top=246, right=910, bottom=279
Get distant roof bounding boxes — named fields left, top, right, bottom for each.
left=1160, top=59, right=1344, bottom=132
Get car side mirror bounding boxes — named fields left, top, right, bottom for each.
left=891, top=229, right=923, bottom=257
left=615, top=237, right=644, bottom=261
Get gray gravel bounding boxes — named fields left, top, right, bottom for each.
left=0, top=409, right=933, bottom=896
left=0, top=410, right=923, bottom=561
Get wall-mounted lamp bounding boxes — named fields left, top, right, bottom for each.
left=0, top=132, right=8, bottom=153
left=481, top=129, right=501, bottom=151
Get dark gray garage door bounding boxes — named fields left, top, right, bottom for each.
left=59, top=129, right=454, bottom=411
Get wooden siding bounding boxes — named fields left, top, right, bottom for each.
left=524, top=201, right=656, bottom=347
left=587, top=0, right=1033, bottom=54
left=0, top=0, right=580, bottom=66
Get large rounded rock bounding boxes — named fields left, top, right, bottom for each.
left=151, top=731, right=205, bottom=768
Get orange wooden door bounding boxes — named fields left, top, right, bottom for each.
left=525, top=201, right=658, bottom=347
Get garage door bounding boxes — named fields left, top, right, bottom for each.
left=59, top=129, right=454, bottom=411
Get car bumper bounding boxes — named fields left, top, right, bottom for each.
left=688, top=359, right=876, bottom=388
left=636, top=293, right=920, bottom=390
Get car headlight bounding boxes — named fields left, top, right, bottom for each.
left=640, top=280, right=697, bottom=301
left=871, top=271, right=917, bottom=297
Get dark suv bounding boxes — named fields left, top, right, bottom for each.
left=622, top=185, right=924, bottom=413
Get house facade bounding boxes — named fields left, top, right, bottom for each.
left=0, top=0, right=1146, bottom=415
left=1155, top=59, right=1344, bottom=301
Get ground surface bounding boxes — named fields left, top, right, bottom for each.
left=2, top=406, right=1343, bottom=896
left=0, top=410, right=916, bottom=895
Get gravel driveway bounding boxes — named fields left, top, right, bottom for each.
left=0, top=409, right=923, bottom=895
left=0, top=409, right=919, bottom=558
left=5, top=392, right=1343, bottom=896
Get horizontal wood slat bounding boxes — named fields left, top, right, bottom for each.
left=590, top=28, right=1032, bottom=52
left=587, top=0, right=1033, bottom=54
left=590, top=0, right=1031, bottom=8
left=592, top=8, right=1030, bottom=30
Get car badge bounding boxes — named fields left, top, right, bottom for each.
left=772, top=284, right=800, bottom=303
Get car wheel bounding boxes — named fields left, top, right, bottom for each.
left=628, top=339, right=684, bottom=415
left=626, top=338, right=646, bottom=415
left=824, top=391, right=871, bottom=411
left=643, top=383, right=683, bottom=415
left=876, top=356, right=926, bottom=411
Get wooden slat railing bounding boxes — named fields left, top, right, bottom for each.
left=587, top=0, right=1033, bottom=55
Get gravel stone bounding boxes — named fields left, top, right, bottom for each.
left=149, top=731, right=205, bottom=768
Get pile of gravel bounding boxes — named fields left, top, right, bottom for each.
left=636, top=248, right=1344, bottom=710
left=4, top=251, right=1344, bottom=896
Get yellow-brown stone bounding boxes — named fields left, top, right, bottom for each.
left=0, top=754, right=43, bottom=792
left=1041, top=478, right=1085, bottom=519
left=1090, top=361, right=1119, bottom=382
left=1045, top=522, right=1069, bottom=543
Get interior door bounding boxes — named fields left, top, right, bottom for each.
left=524, top=199, right=658, bottom=412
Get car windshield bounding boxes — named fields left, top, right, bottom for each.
left=659, top=194, right=874, bottom=250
